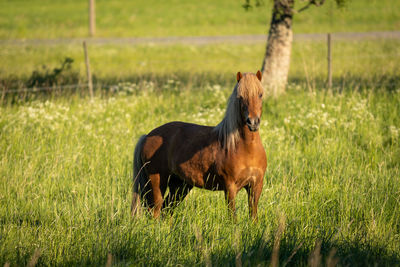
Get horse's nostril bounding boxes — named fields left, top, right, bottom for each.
left=256, top=117, right=260, bottom=124
left=246, top=118, right=252, bottom=125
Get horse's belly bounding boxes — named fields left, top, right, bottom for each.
left=170, top=138, right=222, bottom=190
left=197, top=172, right=225, bottom=191
left=175, top=165, right=225, bottom=191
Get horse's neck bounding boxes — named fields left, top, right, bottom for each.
left=239, top=125, right=260, bottom=146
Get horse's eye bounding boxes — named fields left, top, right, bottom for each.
left=259, top=93, right=263, bottom=99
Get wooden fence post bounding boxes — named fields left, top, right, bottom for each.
left=83, top=41, right=94, bottom=99
left=1, top=86, right=6, bottom=105
left=89, top=0, right=96, bottom=37
left=327, top=33, right=332, bottom=89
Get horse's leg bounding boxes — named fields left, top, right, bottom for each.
left=245, top=178, right=263, bottom=220
left=148, top=173, right=167, bottom=219
left=163, top=175, right=192, bottom=212
left=224, top=184, right=237, bottom=221
left=140, top=176, right=154, bottom=210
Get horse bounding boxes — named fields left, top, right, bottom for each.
left=131, top=71, right=267, bottom=220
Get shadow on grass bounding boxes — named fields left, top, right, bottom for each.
left=0, top=71, right=234, bottom=104
left=289, top=73, right=400, bottom=93
left=2, top=71, right=399, bottom=104
left=91, top=235, right=400, bottom=266
left=80, top=214, right=400, bottom=266
left=10, top=218, right=399, bottom=266
left=226, top=239, right=400, bottom=266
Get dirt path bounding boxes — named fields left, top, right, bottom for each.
left=1, top=31, right=399, bottom=46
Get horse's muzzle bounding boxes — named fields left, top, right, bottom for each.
left=246, top=117, right=260, bottom=132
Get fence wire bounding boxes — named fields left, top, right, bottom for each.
left=2, top=84, right=87, bottom=94
left=1, top=32, right=399, bottom=95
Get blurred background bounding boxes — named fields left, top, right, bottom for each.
left=0, top=0, right=399, bottom=97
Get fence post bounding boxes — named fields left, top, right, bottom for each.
left=1, top=86, right=6, bottom=105
left=89, top=0, right=96, bottom=37
left=83, top=41, right=94, bottom=99
left=327, top=33, right=332, bottom=89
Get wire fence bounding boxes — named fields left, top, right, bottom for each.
left=2, top=84, right=87, bottom=94
left=1, top=31, right=399, bottom=46
left=1, top=32, right=399, bottom=97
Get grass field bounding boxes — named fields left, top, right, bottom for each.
left=1, top=84, right=400, bottom=265
left=1, top=40, right=399, bottom=265
left=1, top=39, right=399, bottom=93
left=1, top=0, right=400, bottom=266
left=1, top=0, right=399, bottom=92
left=0, top=0, right=399, bottom=39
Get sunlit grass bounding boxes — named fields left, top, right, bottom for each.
left=1, top=84, right=399, bottom=265
left=0, top=0, right=399, bottom=39
left=1, top=39, right=399, bottom=91
left=1, top=0, right=399, bottom=265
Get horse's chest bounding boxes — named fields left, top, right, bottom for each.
left=234, top=166, right=264, bottom=187
left=223, top=146, right=266, bottom=184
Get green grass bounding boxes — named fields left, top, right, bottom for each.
left=1, top=39, right=399, bottom=91
left=0, top=0, right=399, bottom=39
left=1, top=0, right=399, bottom=93
left=1, top=1, right=399, bottom=265
left=1, top=84, right=399, bottom=265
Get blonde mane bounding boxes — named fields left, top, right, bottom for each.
left=213, top=73, right=264, bottom=153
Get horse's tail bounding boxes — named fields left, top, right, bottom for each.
left=131, top=135, right=148, bottom=217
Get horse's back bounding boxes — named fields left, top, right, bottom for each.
left=148, top=121, right=212, bottom=136
left=141, top=121, right=215, bottom=173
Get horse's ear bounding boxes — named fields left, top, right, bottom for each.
left=256, top=70, right=262, bottom=81
left=236, top=72, right=243, bottom=82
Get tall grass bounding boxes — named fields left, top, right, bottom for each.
left=1, top=83, right=399, bottom=265
left=1, top=0, right=399, bottom=265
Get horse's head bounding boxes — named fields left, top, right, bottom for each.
left=236, top=71, right=264, bottom=132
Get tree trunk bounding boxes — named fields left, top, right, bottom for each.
left=261, top=0, right=294, bottom=96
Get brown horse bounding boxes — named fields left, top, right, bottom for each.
left=131, top=71, right=267, bottom=220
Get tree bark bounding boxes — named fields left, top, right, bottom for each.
left=261, top=0, right=294, bottom=96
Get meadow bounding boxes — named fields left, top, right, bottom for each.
left=1, top=39, right=399, bottom=94
left=1, top=82, right=400, bottom=266
left=1, top=0, right=399, bottom=91
left=1, top=0, right=400, bottom=266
